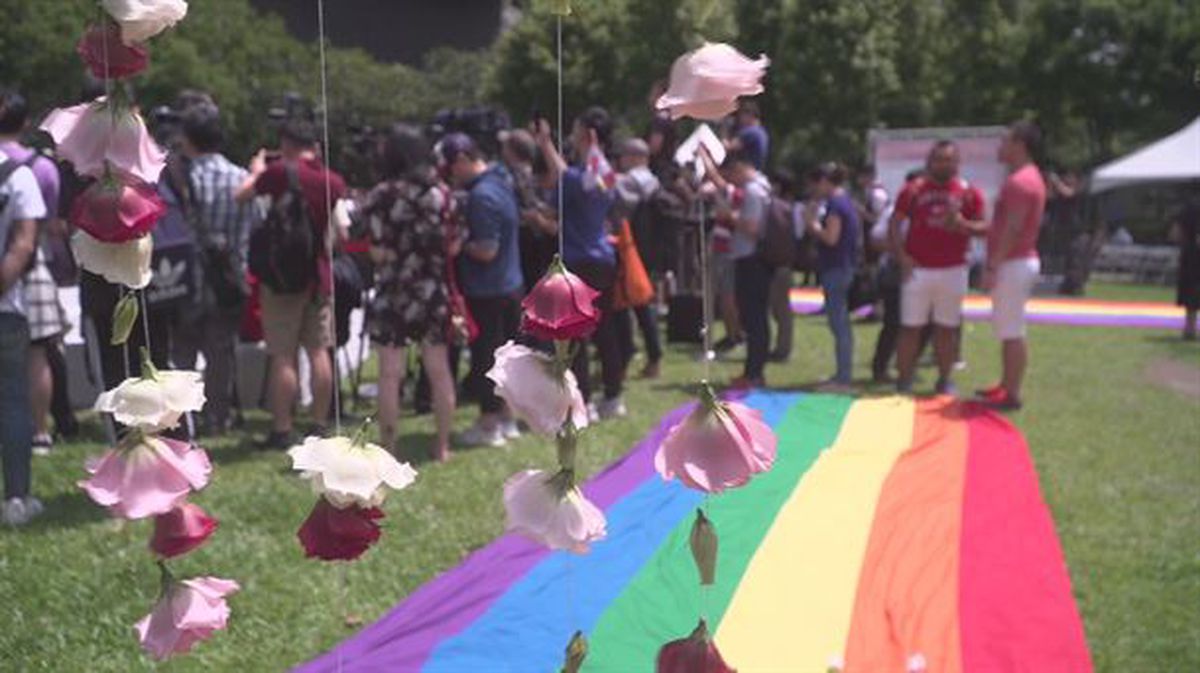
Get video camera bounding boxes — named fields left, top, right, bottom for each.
left=148, top=90, right=217, bottom=150
left=429, top=106, right=511, bottom=158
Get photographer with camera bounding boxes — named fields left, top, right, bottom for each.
left=168, top=103, right=255, bottom=436
left=238, top=118, right=346, bottom=449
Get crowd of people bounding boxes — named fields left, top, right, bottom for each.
left=0, top=82, right=1065, bottom=526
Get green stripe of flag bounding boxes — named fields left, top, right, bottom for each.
left=583, top=395, right=854, bottom=672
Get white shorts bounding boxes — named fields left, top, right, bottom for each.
left=991, top=257, right=1040, bottom=340
left=901, top=265, right=969, bottom=328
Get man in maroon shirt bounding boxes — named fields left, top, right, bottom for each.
left=888, top=140, right=988, bottom=395
left=237, top=119, right=346, bottom=448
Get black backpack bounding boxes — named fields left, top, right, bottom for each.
left=1, top=155, right=42, bottom=275
left=758, top=196, right=798, bottom=268
left=249, top=163, right=316, bottom=294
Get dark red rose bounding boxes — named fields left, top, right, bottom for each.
left=297, top=498, right=384, bottom=562
left=70, top=173, right=165, bottom=243
left=150, top=502, right=219, bottom=559
left=521, top=257, right=601, bottom=341
left=656, top=619, right=736, bottom=673
left=77, top=23, right=150, bottom=80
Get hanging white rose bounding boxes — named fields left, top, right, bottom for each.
left=94, top=353, right=205, bottom=432
left=486, top=341, right=589, bottom=435
left=101, top=0, right=189, bottom=45
left=503, top=469, right=607, bottom=554
left=288, top=434, right=418, bottom=509
left=72, top=230, right=153, bottom=289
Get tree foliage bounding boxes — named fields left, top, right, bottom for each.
left=1, top=0, right=1195, bottom=180
left=0, top=0, right=488, bottom=169
left=487, top=0, right=1199, bottom=172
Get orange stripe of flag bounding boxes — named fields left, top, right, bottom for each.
left=843, top=397, right=969, bottom=672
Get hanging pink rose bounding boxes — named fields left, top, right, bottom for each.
left=521, top=257, right=601, bottom=341
left=503, top=469, right=606, bottom=554
left=71, top=173, right=164, bottom=243
left=40, top=98, right=166, bottom=182
left=77, top=23, right=150, bottom=80
left=296, top=498, right=384, bottom=562
left=80, top=436, right=211, bottom=520
left=150, top=502, right=218, bottom=559
left=487, top=341, right=589, bottom=435
left=656, top=619, right=736, bottom=673
left=654, top=386, right=777, bottom=493
left=656, top=43, right=770, bottom=121
left=134, top=576, right=238, bottom=660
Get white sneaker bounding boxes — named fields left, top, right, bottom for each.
left=23, top=497, right=43, bottom=519
left=953, top=360, right=968, bottom=372
left=32, top=434, right=53, bottom=457
left=2, top=497, right=42, bottom=527
left=501, top=420, right=521, bottom=440
left=596, top=397, right=628, bottom=420
left=587, top=403, right=600, bottom=424
left=455, top=424, right=507, bottom=448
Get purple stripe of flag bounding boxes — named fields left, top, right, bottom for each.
left=294, top=403, right=697, bottom=672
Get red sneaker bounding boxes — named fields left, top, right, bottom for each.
left=980, top=387, right=1022, bottom=411
left=728, top=376, right=765, bottom=390
left=975, top=383, right=1004, bottom=398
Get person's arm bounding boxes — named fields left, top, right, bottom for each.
left=0, top=219, right=36, bottom=294
left=954, top=212, right=990, bottom=236
left=235, top=150, right=269, bottom=203
left=734, top=187, right=766, bottom=238
left=807, top=211, right=843, bottom=247
left=888, top=195, right=914, bottom=279
left=533, top=119, right=566, bottom=183
left=462, top=190, right=501, bottom=263
left=1167, top=220, right=1183, bottom=245
left=697, top=145, right=728, bottom=192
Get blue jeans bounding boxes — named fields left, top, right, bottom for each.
left=0, top=312, right=32, bottom=499
left=821, top=266, right=854, bottom=383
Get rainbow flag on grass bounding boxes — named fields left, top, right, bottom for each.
left=297, top=393, right=1092, bottom=672
left=790, top=286, right=1185, bottom=329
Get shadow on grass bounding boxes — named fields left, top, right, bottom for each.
left=1142, top=333, right=1200, bottom=361
left=25, top=490, right=110, bottom=531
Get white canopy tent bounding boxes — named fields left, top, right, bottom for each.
left=1090, top=116, right=1200, bottom=193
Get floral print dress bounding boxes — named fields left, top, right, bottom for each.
left=365, top=179, right=452, bottom=347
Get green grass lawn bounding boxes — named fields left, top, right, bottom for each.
left=2, top=282, right=1197, bottom=672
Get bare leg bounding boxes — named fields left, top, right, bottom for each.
left=421, top=343, right=456, bottom=462
left=933, top=325, right=957, bottom=387
left=1001, top=338, right=1029, bottom=399
left=269, top=355, right=299, bottom=433
left=376, top=345, right=407, bottom=453
left=307, top=346, right=333, bottom=429
left=28, top=343, right=53, bottom=439
left=721, top=291, right=742, bottom=341
left=895, top=326, right=923, bottom=390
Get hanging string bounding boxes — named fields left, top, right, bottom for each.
left=138, top=289, right=152, bottom=355
left=315, top=4, right=346, bottom=672
left=316, top=0, right=342, bottom=436
left=698, top=200, right=713, bottom=383
left=556, top=14, right=565, bottom=261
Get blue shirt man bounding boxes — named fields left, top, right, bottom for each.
left=460, top=162, right=523, bottom=298
left=561, top=165, right=615, bottom=268
left=730, top=100, right=770, bottom=171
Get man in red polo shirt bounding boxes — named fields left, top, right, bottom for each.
left=978, top=121, right=1047, bottom=410
left=888, top=140, right=987, bottom=395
